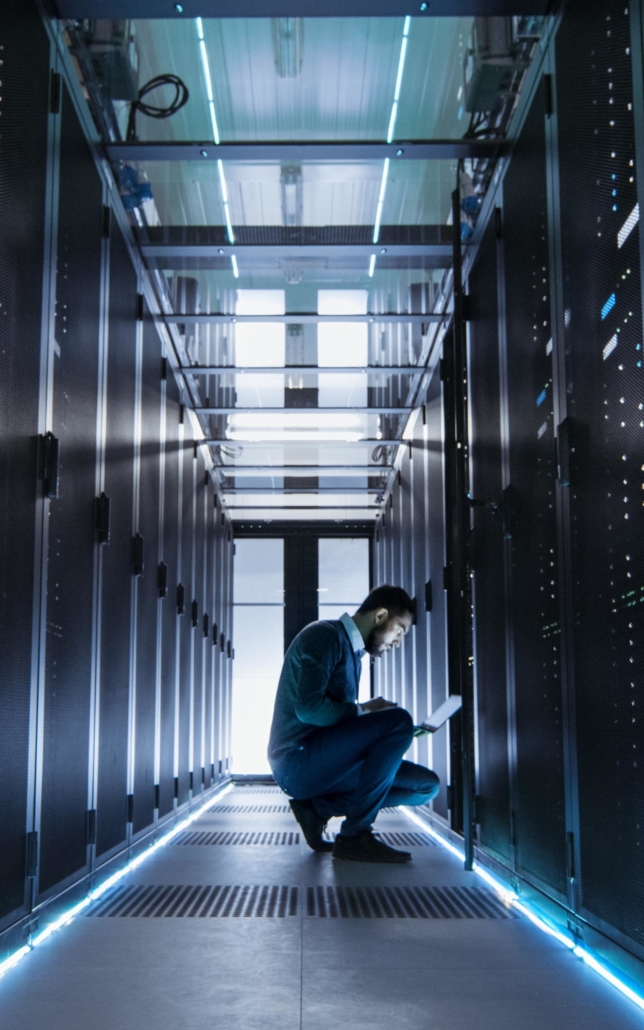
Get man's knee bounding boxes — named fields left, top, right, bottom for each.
left=419, top=770, right=440, bottom=800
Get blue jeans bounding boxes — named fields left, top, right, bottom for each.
left=271, top=707, right=440, bottom=837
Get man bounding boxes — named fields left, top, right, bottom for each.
left=267, top=585, right=440, bottom=863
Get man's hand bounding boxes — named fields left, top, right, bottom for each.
left=360, top=697, right=398, bottom=713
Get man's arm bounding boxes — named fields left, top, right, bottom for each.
left=294, top=624, right=359, bottom=727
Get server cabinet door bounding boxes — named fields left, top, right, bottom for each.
left=556, top=0, right=644, bottom=953
left=176, top=432, right=195, bottom=805
left=132, top=310, right=163, bottom=836
left=158, top=372, right=181, bottom=818
left=503, top=80, right=567, bottom=898
left=38, top=83, right=103, bottom=899
left=0, top=0, right=51, bottom=923
left=468, top=216, right=512, bottom=865
left=192, top=448, right=207, bottom=796
left=95, top=227, right=138, bottom=859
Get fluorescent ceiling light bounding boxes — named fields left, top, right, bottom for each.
left=386, top=16, right=411, bottom=144
left=217, top=159, right=235, bottom=243
left=230, top=412, right=363, bottom=429
left=373, top=158, right=390, bottom=244
left=281, top=166, right=303, bottom=227
left=271, top=17, right=304, bottom=78
left=231, top=254, right=239, bottom=278
left=195, top=18, right=220, bottom=144
left=227, top=431, right=365, bottom=443
left=368, top=253, right=376, bottom=277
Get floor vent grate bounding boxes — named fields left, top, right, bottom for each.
left=87, top=885, right=516, bottom=919
left=306, top=886, right=517, bottom=919
left=232, top=788, right=283, bottom=795
left=87, top=884, right=299, bottom=918
left=207, top=804, right=291, bottom=813
left=172, top=831, right=299, bottom=846
left=370, top=832, right=437, bottom=847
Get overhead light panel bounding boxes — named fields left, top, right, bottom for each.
left=281, top=166, right=303, bottom=226
left=387, top=16, right=411, bottom=144
left=195, top=18, right=220, bottom=144
left=368, top=254, right=376, bottom=277
left=217, top=159, right=235, bottom=244
left=231, top=254, right=239, bottom=278
left=373, top=158, right=390, bottom=244
left=271, top=18, right=304, bottom=78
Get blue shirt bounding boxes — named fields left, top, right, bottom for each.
left=267, top=614, right=366, bottom=765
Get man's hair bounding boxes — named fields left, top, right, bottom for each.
left=356, top=585, right=416, bottom=623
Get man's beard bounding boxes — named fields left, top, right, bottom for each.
left=365, top=625, right=389, bottom=657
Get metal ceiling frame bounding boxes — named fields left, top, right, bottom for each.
left=196, top=405, right=412, bottom=414
left=168, top=314, right=444, bottom=324
left=106, top=141, right=508, bottom=163
left=205, top=438, right=403, bottom=445
left=55, top=0, right=551, bottom=18
left=183, top=366, right=429, bottom=375
left=142, top=242, right=453, bottom=261
left=215, top=466, right=391, bottom=475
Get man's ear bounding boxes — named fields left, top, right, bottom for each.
left=374, top=607, right=389, bottom=625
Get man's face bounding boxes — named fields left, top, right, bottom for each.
left=365, top=610, right=413, bottom=658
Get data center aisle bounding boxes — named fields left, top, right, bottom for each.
left=0, top=784, right=642, bottom=1030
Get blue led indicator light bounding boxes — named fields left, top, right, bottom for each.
left=601, top=293, right=616, bottom=320
left=536, top=389, right=547, bottom=407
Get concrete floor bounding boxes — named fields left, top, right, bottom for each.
left=0, top=785, right=642, bottom=1030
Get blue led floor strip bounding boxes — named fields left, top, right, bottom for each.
left=401, top=807, right=644, bottom=1014
left=0, top=782, right=234, bottom=982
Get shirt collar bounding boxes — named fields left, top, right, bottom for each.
left=340, top=612, right=366, bottom=655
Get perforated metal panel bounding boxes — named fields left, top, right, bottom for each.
left=0, top=0, right=50, bottom=919
left=39, top=82, right=103, bottom=895
left=176, top=435, right=194, bottom=805
left=556, top=0, right=644, bottom=947
left=503, top=80, right=567, bottom=895
left=468, top=215, right=512, bottom=863
left=132, top=310, right=162, bottom=835
left=96, top=225, right=138, bottom=857
left=158, top=373, right=180, bottom=817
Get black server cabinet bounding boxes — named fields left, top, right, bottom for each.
left=468, top=216, right=512, bottom=864
left=95, top=226, right=138, bottom=858
left=203, top=480, right=215, bottom=787
left=132, top=310, right=163, bottom=835
left=0, top=0, right=51, bottom=922
left=176, top=432, right=195, bottom=804
left=503, top=79, right=567, bottom=897
left=158, top=372, right=181, bottom=817
left=425, top=371, right=449, bottom=820
left=411, top=408, right=430, bottom=772
left=192, top=448, right=207, bottom=796
left=556, top=0, right=644, bottom=950
left=38, top=83, right=103, bottom=898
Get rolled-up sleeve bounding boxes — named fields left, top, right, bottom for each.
left=293, top=624, right=359, bottom=727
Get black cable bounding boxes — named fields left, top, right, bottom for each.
left=126, top=74, right=190, bottom=142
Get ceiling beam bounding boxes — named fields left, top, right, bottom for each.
left=221, top=487, right=384, bottom=493
left=142, top=243, right=452, bottom=262
left=205, top=438, right=402, bottom=445
left=106, top=140, right=506, bottom=163
left=196, top=406, right=410, bottom=414
left=215, top=466, right=390, bottom=476
left=185, top=365, right=425, bottom=375
left=170, top=313, right=443, bottom=325
left=57, top=0, right=549, bottom=18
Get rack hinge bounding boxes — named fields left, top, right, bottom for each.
left=425, top=579, right=433, bottom=612
left=157, top=561, right=168, bottom=598
left=87, top=809, right=97, bottom=846
left=25, top=831, right=38, bottom=878
left=543, top=73, right=554, bottom=118
left=566, top=831, right=575, bottom=881
left=127, top=794, right=134, bottom=823
left=102, top=205, right=111, bottom=239
left=95, top=492, right=111, bottom=544
left=154, top=785, right=160, bottom=809
left=177, top=582, right=185, bottom=615
left=160, top=356, right=167, bottom=380
left=132, top=533, right=145, bottom=577
left=191, top=599, right=199, bottom=628
left=136, top=293, right=144, bottom=322
left=39, top=431, right=60, bottom=499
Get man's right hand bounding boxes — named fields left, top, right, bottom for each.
left=360, top=697, right=398, bottom=713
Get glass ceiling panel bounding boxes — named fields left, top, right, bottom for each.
left=130, top=158, right=457, bottom=228
left=126, top=17, right=473, bottom=144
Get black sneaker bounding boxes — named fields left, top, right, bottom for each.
left=289, top=798, right=333, bottom=853
left=332, top=829, right=412, bottom=863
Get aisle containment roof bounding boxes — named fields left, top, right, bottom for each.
left=63, top=11, right=547, bottom=521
